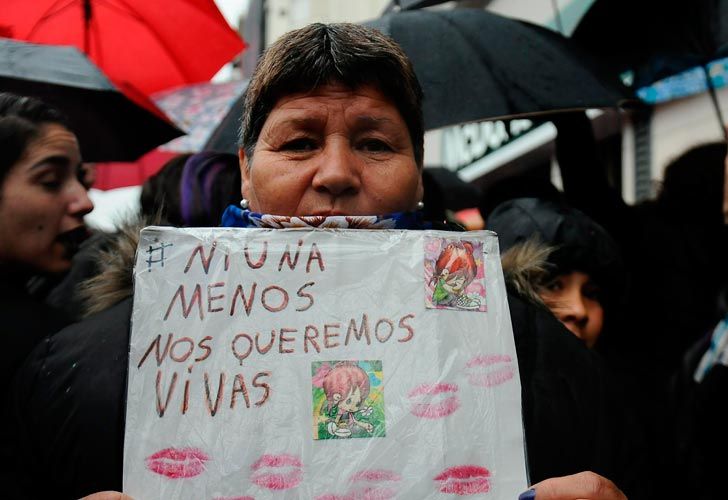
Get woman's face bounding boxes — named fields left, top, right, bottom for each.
left=538, top=271, right=604, bottom=348
left=0, top=123, right=93, bottom=274
left=240, top=83, right=423, bottom=216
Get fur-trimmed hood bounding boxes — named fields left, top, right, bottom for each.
left=79, top=220, right=552, bottom=316
left=79, top=216, right=149, bottom=317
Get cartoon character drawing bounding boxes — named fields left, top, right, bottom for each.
left=431, top=241, right=482, bottom=309
left=320, top=362, right=374, bottom=438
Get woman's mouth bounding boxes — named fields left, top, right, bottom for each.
left=145, top=447, right=209, bottom=479
left=434, top=465, right=491, bottom=495
left=250, top=453, right=303, bottom=491
left=408, top=382, right=461, bottom=419
left=56, top=225, right=89, bottom=259
left=465, top=354, right=515, bottom=388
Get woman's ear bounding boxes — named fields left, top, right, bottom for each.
left=332, top=393, right=342, bottom=403
left=238, top=147, right=251, bottom=200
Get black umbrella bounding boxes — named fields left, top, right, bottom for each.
left=0, top=38, right=183, bottom=162
left=363, top=8, right=635, bottom=131
left=572, top=0, right=728, bottom=139
left=572, top=0, right=728, bottom=87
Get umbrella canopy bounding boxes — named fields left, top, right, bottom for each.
left=572, top=0, right=728, bottom=139
left=2, top=0, right=245, bottom=95
left=0, top=38, right=182, bottom=161
left=152, top=79, right=248, bottom=153
left=203, top=91, right=246, bottom=154
left=572, top=0, right=728, bottom=87
left=363, top=8, right=635, bottom=130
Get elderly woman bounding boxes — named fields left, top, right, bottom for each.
left=5, top=24, right=637, bottom=500
left=0, top=93, right=93, bottom=400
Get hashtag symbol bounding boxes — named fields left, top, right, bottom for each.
left=146, top=242, right=173, bottom=271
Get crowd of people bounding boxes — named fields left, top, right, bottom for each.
left=1, top=20, right=726, bottom=500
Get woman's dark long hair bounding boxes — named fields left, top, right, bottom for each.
left=0, top=92, right=69, bottom=187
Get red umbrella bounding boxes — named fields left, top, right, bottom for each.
left=2, top=0, right=246, bottom=95
left=93, top=149, right=178, bottom=191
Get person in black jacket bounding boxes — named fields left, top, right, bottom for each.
left=0, top=93, right=94, bottom=400
left=487, top=197, right=626, bottom=351
left=553, top=113, right=728, bottom=381
left=668, top=286, right=728, bottom=500
left=553, top=113, right=728, bottom=500
left=5, top=24, right=636, bottom=500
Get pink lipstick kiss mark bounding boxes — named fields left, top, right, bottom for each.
left=434, top=465, right=491, bottom=496
left=316, top=469, right=402, bottom=500
left=466, top=354, right=515, bottom=388
left=349, top=469, right=402, bottom=483
left=408, top=382, right=461, bottom=419
left=316, top=489, right=396, bottom=500
left=145, top=447, right=210, bottom=479
left=250, top=453, right=303, bottom=491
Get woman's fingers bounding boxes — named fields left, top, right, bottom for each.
left=520, top=471, right=627, bottom=500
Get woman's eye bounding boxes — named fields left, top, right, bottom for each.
left=346, top=398, right=351, bottom=404
left=359, top=139, right=392, bottom=153
left=281, top=138, right=316, bottom=152
left=544, top=279, right=563, bottom=292
left=38, top=173, right=63, bottom=191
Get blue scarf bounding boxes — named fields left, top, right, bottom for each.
left=221, top=205, right=434, bottom=230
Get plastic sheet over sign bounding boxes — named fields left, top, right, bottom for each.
left=124, top=227, right=528, bottom=499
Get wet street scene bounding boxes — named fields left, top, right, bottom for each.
left=1, top=1, right=727, bottom=499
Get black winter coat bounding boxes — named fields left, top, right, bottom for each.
left=3, top=288, right=648, bottom=499
left=0, top=280, right=69, bottom=402
left=668, top=327, right=728, bottom=500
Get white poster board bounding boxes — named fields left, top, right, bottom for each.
left=124, top=227, right=527, bottom=499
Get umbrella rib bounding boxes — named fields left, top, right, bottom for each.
left=91, top=8, right=103, bottom=62
left=27, top=0, right=76, bottom=39
left=95, top=0, right=197, bottom=81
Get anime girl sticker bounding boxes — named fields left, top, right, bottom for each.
left=425, top=237, right=486, bottom=312
left=312, top=360, right=385, bottom=440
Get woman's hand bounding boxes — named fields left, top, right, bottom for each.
left=519, top=471, right=627, bottom=500
left=81, top=492, right=134, bottom=500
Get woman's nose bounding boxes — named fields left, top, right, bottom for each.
left=559, top=294, right=589, bottom=334
left=68, top=181, right=94, bottom=218
left=311, top=140, right=361, bottom=197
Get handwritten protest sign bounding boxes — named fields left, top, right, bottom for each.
left=124, top=227, right=527, bottom=499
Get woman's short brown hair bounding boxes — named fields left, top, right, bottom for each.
left=240, top=22, right=424, bottom=167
